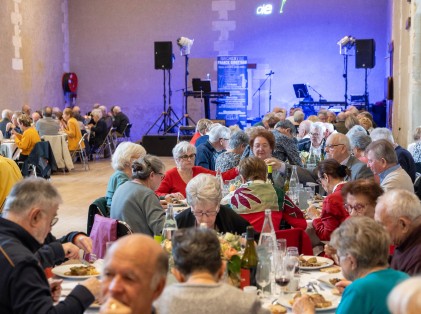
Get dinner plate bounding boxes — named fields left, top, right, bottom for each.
left=52, top=263, right=101, bottom=279
left=299, top=256, right=334, bottom=270
left=277, top=291, right=341, bottom=312
left=318, top=273, right=345, bottom=288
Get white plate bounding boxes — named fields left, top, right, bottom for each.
left=52, top=263, right=101, bottom=279
left=318, top=273, right=345, bottom=288
left=277, top=291, right=341, bottom=312
left=299, top=256, right=334, bottom=270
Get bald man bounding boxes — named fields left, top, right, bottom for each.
left=112, top=106, right=130, bottom=137
left=100, top=234, right=168, bottom=314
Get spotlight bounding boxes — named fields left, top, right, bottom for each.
left=177, top=37, right=194, bottom=56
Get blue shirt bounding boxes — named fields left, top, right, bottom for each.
left=337, top=268, right=409, bottom=314
left=379, top=164, right=400, bottom=183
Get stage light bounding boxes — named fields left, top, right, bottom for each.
left=177, top=37, right=194, bottom=56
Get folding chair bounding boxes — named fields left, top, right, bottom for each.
left=177, top=126, right=195, bottom=143
left=71, top=133, right=89, bottom=171
left=114, top=123, right=133, bottom=146
left=117, top=220, right=134, bottom=237
left=87, top=196, right=109, bottom=235
left=95, top=128, right=115, bottom=159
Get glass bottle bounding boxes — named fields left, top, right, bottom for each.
left=307, top=148, right=318, bottom=170
left=267, top=165, right=275, bottom=185
left=241, top=226, right=258, bottom=288
left=162, top=204, right=178, bottom=241
left=289, top=165, right=299, bottom=204
left=258, top=209, right=277, bottom=253
left=283, top=167, right=292, bottom=192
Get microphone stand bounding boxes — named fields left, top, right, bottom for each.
left=252, top=71, right=274, bottom=117
left=307, top=84, right=325, bottom=102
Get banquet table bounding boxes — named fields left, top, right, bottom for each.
left=0, top=140, right=20, bottom=159
left=42, top=135, right=74, bottom=170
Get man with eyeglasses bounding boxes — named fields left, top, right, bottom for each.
left=0, top=178, right=100, bottom=313
left=326, top=132, right=373, bottom=181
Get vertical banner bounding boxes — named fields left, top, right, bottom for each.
left=216, top=56, right=248, bottom=128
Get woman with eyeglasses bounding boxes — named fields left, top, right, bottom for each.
left=110, top=155, right=166, bottom=236
left=156, top=141, right=238, bottom=199
left=175, top=174, right=249, bottom=233
left=306, top=159, right=349, bottom=243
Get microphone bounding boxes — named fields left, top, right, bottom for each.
left=266, top=70, right=275, bottom=75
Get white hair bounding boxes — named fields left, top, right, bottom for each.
left=208, top=124, right=230, bottom=143
left=370, top=127, right=395, bottom=144
left=2, top=109, right=13, bottom=119
left=111, top=142, right=146, bottom=171
left=91, top=109, right=103, bottom=119
left=324, top=123, right=335, bottom=133
left=172, top=141, right=196, bottom=159
left=311, top=121, right=326, bottom=134
left=186, top=174, right=222, bottom=207
left=377, top=189, right=421, bottom=220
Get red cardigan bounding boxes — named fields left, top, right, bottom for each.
left=312, top=183, right=349, bottom=241
left=155, top=166, right=238, bottom=198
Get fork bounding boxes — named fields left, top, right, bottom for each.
left=311, top=280, right=325, bottom=291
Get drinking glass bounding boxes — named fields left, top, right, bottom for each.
left=276, top=239, right=287, bottom=259
left=274, top=256, right=291, bottom=296
left=286, top=246, right=300, bottom=274
left=255, top=259, right=271, bottom=295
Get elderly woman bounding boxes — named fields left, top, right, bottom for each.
left=307, top=159, right=349, bottom=242
left=293, top=217, right=409, bottom=314
left=230, top=157, right=306, bottom=232
left=215, top=130, right=249, bottom=172
left=11, top=114, right=41, bottom=162
left=156, top=141, right=238, bottom=199
left=105, top=142, right=147, bottom=207
left=195, top=124, right=231, bottom=170
left=190, top=118, right=212, bottom=146
left=110, top=155, right=166, bottom=236
left=175, top=174, right=249, bottom=234
left=155, top=228, right=268, bottom=314
left=61, top=108, right=83, bottom=152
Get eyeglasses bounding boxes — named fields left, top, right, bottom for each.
left=50, top=217, right=59, bottom=227
left=344, top=203, right=368, bottom=214
left=191, top=210, right=219, bottom=217
left=310, top=132, right=320, bottom=136
left=325, top=144, right=344, bottom=150
left=178, top=154, right=196, bottom=160
left=220, top=138, right=229, bottom=141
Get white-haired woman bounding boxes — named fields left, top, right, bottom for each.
left=87, top=108, right=108, bottom=157
left=293, top=217, right=409, bottom=314
left=156, top=141, right=238, bottom=199
left=175, top=174, right=249, bottom=233
left=110, top=155, right=166, bottom=236
left=195, top=124, right=231, bottom=170
left=105, top=142, right=146, bottom=207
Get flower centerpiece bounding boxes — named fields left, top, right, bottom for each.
left=218, top=232, right=242, bottom=287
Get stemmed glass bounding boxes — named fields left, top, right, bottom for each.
left=287, top=246, right=300, bottom=274
left=255, top=259, right=271, bottom=296
left=275, top=256, right=293, bottom=296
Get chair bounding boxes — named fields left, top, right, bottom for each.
left=95, top=128, right=115, bottom=159
left=113, top=123, right=133, bottom=146
left=415, top=162, right=421, bottom=174
left=87, top=196, right=109, bottom=235
left=18, top=141, right=57, bottom=178
left=177, top=125, right=195, bottom=143
left=71, top=133, right=89, bottom=171
left=117, top=220, right=133, bottom=237
left=275, top=229, right=313, bottom=255
left=240, top=211, right=283, bottom=233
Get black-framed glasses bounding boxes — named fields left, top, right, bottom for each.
left=191, top=210, right=219, bottom=217
left=178, top=154, right=196, bottom=160
left=219, top=138, right=230, bottom=141
left=51, top=217, right=59, bottom=227
left=325, top=144, right=344, bottom=150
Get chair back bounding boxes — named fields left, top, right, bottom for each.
left=90, top=214, right=118, bottom=259
left=275, top=229, right=313, bottom=255
left=124, top=123, right=132, bottom=137
left=414, top=175, right=421, bottom=201
left=22, top=141, right=57, bottom=178
left=117, top=220, right=133, bottom=237
left=239, top=211, right=283, bottom=233
left=87, top=197, right=109, bottom=235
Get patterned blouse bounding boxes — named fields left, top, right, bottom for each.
left=215, top=151, right=241, bottom=172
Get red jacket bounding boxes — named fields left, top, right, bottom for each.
left=312, top=183, right=349, bottom=241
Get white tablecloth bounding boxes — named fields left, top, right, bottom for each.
left=0, top=141, right=20, bottom=159
left=43, top=135, right=74, bottom=170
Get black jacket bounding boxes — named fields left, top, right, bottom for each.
left=113, top=112, right=130, bottom=135
left=0, top=217, right=94, bottom=313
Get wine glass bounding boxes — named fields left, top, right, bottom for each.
left=255, top=259, right=271, bottom=296
left=274, top=256, right=291, bottom=296
left=287, top=246, right=300, bottom=274
left=276, top=239, right=287, bottom=259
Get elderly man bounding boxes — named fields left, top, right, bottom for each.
left=100, top=234, right=168, bottom=314
left=366, top=139, right=414, bottom=192
left=297, top=119, right=312, bottom=141
left=333, top=111, right=348, bottom=134
left=272, top=120, right=302, bottom=166
left=370, top=127, right=416, bottom=182
left=36, top=106, right=60, bottom=136
left=325, top=132, right=373, bottom=181
left=375, top=189, right=421, bottom=275
left=0, top=178, right=100, bottom=313
left=31, top=111, right=41, bottom=124
left=0, top=109, right=13, bottom=139
left=21, top=104, right=31, bottom=116
left=298, top=122, right=326, bottom=154
left=111, top=105, right=130, bottom=137
left=195, top=124, right=230, bottom=170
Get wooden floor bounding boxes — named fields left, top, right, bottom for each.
left=51, top=156, right=176, bottom=238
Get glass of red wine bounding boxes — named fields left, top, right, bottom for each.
left=275, top=256, right=294, bottom=296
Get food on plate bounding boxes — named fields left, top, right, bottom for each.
left=299, top=256, right=325, bottom=267
left=268, top=304, right=287, bottom=314
left=329, top=277, right=344, bottom=285
left=314, top=194, right=323, bottom=201
left=319, top=266, right=341, bottom=273
left=290, top=292, right=332, bottom=308
left=170, top=198, right=182, bottom=204
left=331, top=287, right=342, bottom=296
left=64, top=265, right=99, bottom=276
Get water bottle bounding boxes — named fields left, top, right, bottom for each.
left=289, top=166, right=299, bottom=204
left=162, top=204, right=178, bottom=241
left=258, top=209, right=277, bottom=255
